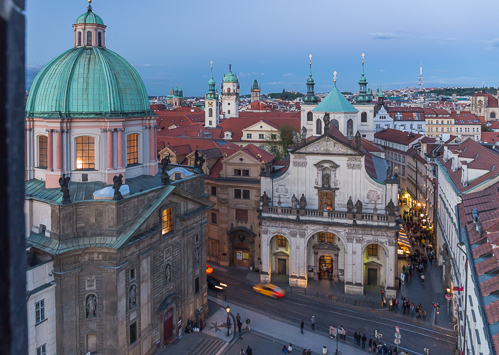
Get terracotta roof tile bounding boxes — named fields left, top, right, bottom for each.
left=485, top=301, right=499, bottom=324
left=374, top=128, right=423, bottom=145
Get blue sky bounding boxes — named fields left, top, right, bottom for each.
left=26, top=0, right=499, bottom=96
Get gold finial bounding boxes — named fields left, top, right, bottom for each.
left=88, top=0, right=92, bottom=3
left=362, top=53, right=365, bottom=63
left=333, top=71, right=337, bottom=83
left=309, top=54, right=312, bottom=65
left=210, top=60, right=213, bottom=68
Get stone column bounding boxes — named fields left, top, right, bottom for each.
left=55, top=130, right=63, bottom=171
left=259, top=227, right=271, bottom=284
left=333, top=250, right=339, bottom=282
left=117, top=129, right=124, bottom=169
left=107, top=129, right=113, bottom=170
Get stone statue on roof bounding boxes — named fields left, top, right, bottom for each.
left=260, top=191, right=270, bottom=207
left=113, top=174, right=124, bottom=200
left=59, top=174, right=71, bottom=204
left=292, top=130, right=299, bottom=144
left=323, top=113, right=331, bottom=133
left=291, top=194, right=299, bottom=208
left=347, top=196, right=354, bottom=213
left=386, top=199, right=396, bottom=215
left=301, top=126, right=307, bottom=142
left=300, top=194, right=307, bottom=209
left=386, top=165, right=393, bottom=181
left=161, top=154, right=171, bottom=185
left=355, top=199, right=363, bottom=214
left=193, top=149, right=205, bottom=173
left=355, top=131, right=361, bottom=149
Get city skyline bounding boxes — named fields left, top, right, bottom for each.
left=26, top=0, right=499, bottom=96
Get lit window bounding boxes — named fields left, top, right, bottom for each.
left=161, top=207, right=173, bottom=235
left=318, top=232, right=334, bottom=243
left=127, top=134, right=139, bottom=166
left=76, top=136, right=95, bottom=169
left=367, top=244, right=378, bottom=256
left=277, top=235, right=287, bottom=247
left=38, top=135, right=47, bottom=169
left=35, top=299, right=45, bottom=324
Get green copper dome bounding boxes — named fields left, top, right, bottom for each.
left=75, top=9, right=104, bottom=25
left=222, top=64, right=238, bottom=83
left=26, top=47, right=153, bottom=118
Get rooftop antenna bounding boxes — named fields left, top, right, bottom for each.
left=418, top=62, right=423, bottom=90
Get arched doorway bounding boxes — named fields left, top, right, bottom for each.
left=270, top=235, right=289, bottom=276
left=227, top=226, right=256, bottom=269
left=319, top=254, right=332, bottom=279
left=307, top=232, right=341, bottom=282
left=363, top=243, right=386, bottom=287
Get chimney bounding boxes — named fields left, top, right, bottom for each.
left=461, top=164, right=468, bottom=187
left=451, top=155, right=461, bottom=172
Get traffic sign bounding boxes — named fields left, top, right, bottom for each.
left=395, top=333, right=401, bottom=339
left=395, top=326, right=400, bottom=333
left=445, top=294, right=451, bottom=301
left=394, top=339, right=401, bottom=345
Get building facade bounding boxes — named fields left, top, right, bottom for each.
left=24, top=5, right=212, bottom=354
left=259, top=126, right=399, bottom=296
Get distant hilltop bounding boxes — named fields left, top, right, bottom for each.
left=423, top=87, right=498, bottom=96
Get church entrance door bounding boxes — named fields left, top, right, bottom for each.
left=319, top=254, right=332, bottom=279
left=367, top=268, right=377, bottom=285
left=163, top=308, right=174, bottom=343
left=277, top=259, right=287, bottom=274
left=234, top=241, right=250, bottom=267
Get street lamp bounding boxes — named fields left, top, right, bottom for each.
left=226, top=305, right=231, bottom=336
left=457, top=242, right=468, bottom=355
left=374, top=329, right=383, bottom=351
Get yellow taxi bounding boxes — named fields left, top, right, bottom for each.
left=252, top=284, right=285, bottom=299
left=206, top=264, right=213, bottom=274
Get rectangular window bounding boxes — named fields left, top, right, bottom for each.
left=318, top=232, right=334, bottom=243
left=367, top=244, right=378, bottom=256
left=35, top=299, right=45, bottom=324
left=130, top=322, right=137, bottom=344
left=76, top=136, right=95, bottom=169
left=161, top=207, right=173, bottom=235
left=127, top=133, right=139, bottom=166
left=234, top=189, right=242, bottom=199
left=476, top=329, right=481, bottom=345
left=242, top=169, right=250, bottom=176
left=195, top=277, right=200, bottom=294
left=246, top=133, right=252, bottom=139
left=38, top=135, right=48, bottom=169
left=211, top=186, right=217, bottom=196
left=402, top=166, right=405, bottom=176
left=130, top=268, right=136, bottom=280
left=259, top=134, right=264, bottom=139
left=36, top=344, right=46, bottom=355
left=86, top=31, right=92, bottom=46
left=277, top=235, right=287, bottom=247
left=242, top=189, right=250, bottom=199
left=175, top=172, right=181, bottom=180
left=234, top=189, right=250, bottom=199
left=234, top=169, right=241, bottom=176
left=211, top=212, right=217, bottom=224
left=228, top=110, right=231, bottom=114
left=235, top=209, right=248, bottom=222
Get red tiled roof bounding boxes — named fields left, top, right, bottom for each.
left=488, top=121, right=499, bottom=130
left=219, top=117, right=300, bottom=142
left=246, top=101, right=271, bottom=111
left=360, top=138, right=384, bottom=153
left=374, top=128, right=423, bottom=146
left=421, top=136, right=437, bottom=143
left=481, top=132, right=499, bottom=143
left=485, top=301, right=499, bottom=324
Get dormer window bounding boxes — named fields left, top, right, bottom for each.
left=86, top=31, right=92, bottom=46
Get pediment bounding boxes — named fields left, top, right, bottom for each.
left=293, top=135, right=362, bottom=156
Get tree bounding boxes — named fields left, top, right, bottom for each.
left=264, top=124, right=296, bottom=161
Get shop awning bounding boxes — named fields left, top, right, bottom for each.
left=398, top=231, right=411, bottom=248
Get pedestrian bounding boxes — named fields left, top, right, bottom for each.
left=200, top=318, right=203, bottom=332
left=246, top=345, right=253, bottom=355
left=372, top=340, right=377, bottom=353
left=383, top=343, right=388, bottom=355
left=300, top=320, right=304, bottom=334
left=282, top=345, right=288, bottom=354
left=237, top=320, right=242, bottom=335
left=353, top=331, right=358, bottom=345
left=388, top=346, right=393, bottom=355
left=288, top=343, right=293, bottom=353
left=302, top=350, right=306, bottom=355
left=236, top=313, right=241, bottom=324
left=239, top=348, right=245, bottom=355
left=245, top=317, right=251, bottom=333
left=421, top=273, right=425, bottom=285
left=307, top=350, right=312, bottom=355
left=357, top=332, right=361, bottom=346
left=369, top=338, right=373, bottom=352
left=362, top=334, right=367, bottom=349
left=310, top=316, right=315, bottom=330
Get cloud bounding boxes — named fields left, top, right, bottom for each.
left=283, top=73, right=293, bottom=77
left=423, top=36, right=457, bottom=41
left=487, top=38, right=499, bottom=50
left=380, top=69, right=385, bottom=72
left=261, top=73, right=265, bottom=76
left=370, top=33, right=400, bottom=40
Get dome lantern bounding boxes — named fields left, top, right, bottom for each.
left=73, top=0, right=107, bottom=48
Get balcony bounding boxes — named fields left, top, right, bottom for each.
left=261, top=206, right=397, bottom=227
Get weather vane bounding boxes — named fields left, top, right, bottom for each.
left=333, top=71, right=337, bottom=83
left=309, top=54, right=312, bottom=65
left=362, top=53, right=365, bottom=63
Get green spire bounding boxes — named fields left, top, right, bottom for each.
left=303, top=54, right=319, bottom=104
left=206, top=61, right=218, bottom=100
left=355, top=53, right=373, bottom=105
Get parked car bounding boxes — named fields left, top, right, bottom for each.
left=252, top=284, right=285, bottom=299
left=207, top=275, right=227, bottom=290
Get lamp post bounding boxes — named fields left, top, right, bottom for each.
left=374, top=329, right=382, bottom=351
left=457, top=242, right=468, bottom=355
left=226, top=305, right=231, bottom=337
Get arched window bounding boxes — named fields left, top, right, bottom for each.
left=227, top=88, right=231, bottom=94
left=316, top=119, right=322, bottom=135
left=209, top=108, right=213, bottom=117
left=361, top=112, right=367, bottom=123
left=347, top=119, right=353, bottom=137
left=307, top=111, right=313, bottom=121
left=127, top=134, right=139, bottom=166
left=97, top=32, right=102, bottom=47
left=38, top=135, right=47, bottom=169
left=76, top=136, right=95, bottom=169
left=86, top=31, right=92, bottom=46
left=332, top=119, right=339, bottom=128
left=77, top=32, right=82, bottom=46
left=491, top=112, right=496, bottom=119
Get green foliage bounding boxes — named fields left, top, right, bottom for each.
left=482, top=124, right=490, bottom=132
left=427, top=87, right=498, bottom=96
left=264, top=124, right=296, bottom=161
left=266, top=92, right=304, bottom=100
left=341, top=92, right=353, bottom=95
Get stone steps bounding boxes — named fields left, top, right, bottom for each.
left=187, top=337, right=225, bottom=355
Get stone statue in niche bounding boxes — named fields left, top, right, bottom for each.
left=112, top=174, right=124, bottom=200
left=86, top=294, right=97, bottom=319
left=355, top=131, right=361, bottom=149
left=129, top=285, right=137, bottom=310
left=323, top=113, right=331, bottom=132
left=323, top=197, right=328, bottom=210
left=260, top=191, right=270, bottom=207
left=322, top=172, right=330, bottom=188
left=355, top=200, right=363, bottom=214
left=291, top=194, right=299, bottom=208
left=299, top=194, right=307, bottom=209
left=194, top=246, right=200, bottom=265
left=165, top=263, right=172, bottom=283
left=386, top=199, right=396, bottom=215
left=59, top=174, right=71, bottom=204
left=347, top=196, right=354, bottom=212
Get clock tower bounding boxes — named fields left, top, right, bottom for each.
left=205, top=62, right=219, bottom=127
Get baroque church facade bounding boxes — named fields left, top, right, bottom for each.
left=24, top=4, right=212, bottom=354
left=261, top=74, right=399, bottom=296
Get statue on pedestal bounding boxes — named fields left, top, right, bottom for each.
left=299, top=194, right=307, bottom=209
left=113, top=174, right=124, bottom=200
left=59, top=174, right=71, bottom=204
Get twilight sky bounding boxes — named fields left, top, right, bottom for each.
left=26, top=0, right=499, bottom=97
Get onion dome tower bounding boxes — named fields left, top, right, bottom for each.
left=205, top=62, right=220, bottom=127
left=221, top=64, right=240, bottom=118
left=303, top=54, right=320, bottom=105
left=25, top=1, right=157, bottom=187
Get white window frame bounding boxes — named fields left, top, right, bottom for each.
left=35, top=299, right=45, bottom=324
